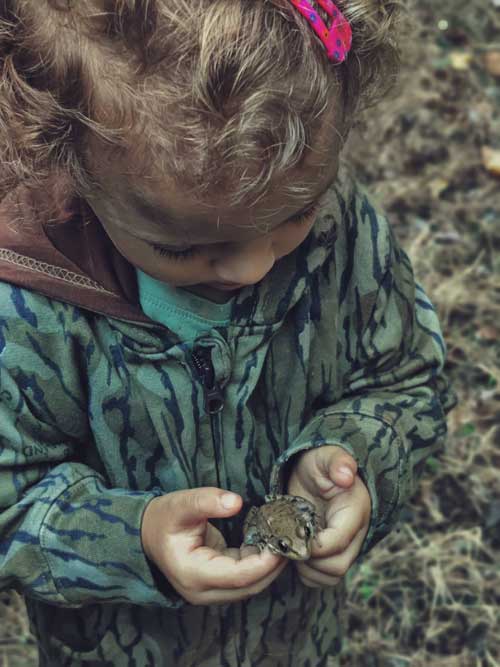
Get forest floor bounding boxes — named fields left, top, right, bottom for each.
left=1, top=1, right=499, bottom=666
left=340, top=0, right=500, bottom=665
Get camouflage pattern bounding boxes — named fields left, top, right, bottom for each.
left=0, top=171, right=456, bottom=666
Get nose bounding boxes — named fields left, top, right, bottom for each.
left=213, top=236, right=276, bottom=286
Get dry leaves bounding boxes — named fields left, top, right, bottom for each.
left=481, top=147, right=500, bottom=177
left=483, top=51, right=500, bottom=77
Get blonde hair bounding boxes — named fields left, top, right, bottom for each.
left=0, top=0, right=405, bottom=213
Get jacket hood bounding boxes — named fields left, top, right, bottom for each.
left=0, top=181, right=342, bottom=326
left=0, top=189, right=151, bottom=323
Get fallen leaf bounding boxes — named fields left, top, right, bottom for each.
left=429, top=177, right=449, bottom=198
left=476, top=325, right=500, bottom=341
left=450, top=51, right=472, bottom=70
left=484, top=51, right=500, bottom=77
left=481, top=146, right=500, bottom=177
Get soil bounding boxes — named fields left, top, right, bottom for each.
left=341, top=1, right=500, bottom=665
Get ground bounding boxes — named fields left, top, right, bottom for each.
left=340, top=1, right=500, bottom=665
left=1, top=1, right=499, bottom=666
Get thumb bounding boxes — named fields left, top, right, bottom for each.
left=167, top=487, right=242, bottom=530
left=314, top=446, right=358, bottom=493
left=328, top=449, right=358, bottom=489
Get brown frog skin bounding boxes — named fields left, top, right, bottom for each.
left=242, top=494, right=322, bottom=561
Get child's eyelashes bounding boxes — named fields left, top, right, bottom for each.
left=150, top=201, right=321, bottom=261
left=291, top=201, right=320, bottom=225
left=150, top=245, right=201, bottom=261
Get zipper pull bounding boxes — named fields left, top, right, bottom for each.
left=192, top=348, right=225, bottom=415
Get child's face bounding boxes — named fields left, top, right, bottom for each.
left=85, top=111, right=342, bottom=299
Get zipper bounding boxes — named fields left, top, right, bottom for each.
left=191, top=346, right=225, bottom=415
left=192, top=345, right=225, bottom=493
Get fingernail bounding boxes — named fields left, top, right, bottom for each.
left=221, top=493, right=239, bottom=509
left=339, top=466, right=354, bottom=480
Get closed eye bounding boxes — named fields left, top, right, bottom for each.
left=150, top=244, right=200, bottom=261
left=150, top=201, right=321, bottom=261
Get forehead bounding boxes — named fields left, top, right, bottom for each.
left=90, top=100, right=344, bottom=243
left=126, top=166, right=335, bottom=239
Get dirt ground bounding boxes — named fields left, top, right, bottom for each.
left=1, top=1, right=499, bottom=666
left=341, top=0, right=500, bottom=665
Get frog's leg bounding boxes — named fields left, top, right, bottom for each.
left=293, top=500, right=325, bottom=546
left=309, top=510, right=326, bottom=550
left=242, top=507, right=261, bottom=547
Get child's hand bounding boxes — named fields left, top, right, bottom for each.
left=141, top=488, right=287, bottom=605
left=287, top=446, right=371, bottom=588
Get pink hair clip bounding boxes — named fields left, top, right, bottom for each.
left=288, top=0, right=352, bottom=63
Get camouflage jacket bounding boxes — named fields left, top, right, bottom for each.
left=0, top=169, right=455, bottom=666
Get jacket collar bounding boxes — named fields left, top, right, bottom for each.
left=0, top=190, right=151, bottom=323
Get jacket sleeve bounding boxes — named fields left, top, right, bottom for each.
left=270, top=183, right=457, bottom=555
left=0, top=284, right=180, bottom=608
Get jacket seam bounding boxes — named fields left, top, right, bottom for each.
left=320, top=409, right=401, bottom=437
left=0, top=248, right=117, bottom=296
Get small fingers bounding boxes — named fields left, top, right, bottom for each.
left=165, top=488, right=242, bottom=532
left=177, top=547, right=284, bottom=591
left=218, top=545, right=261, bottom=561
left=298, top=526, right=367, bottom=583
left=295, top=555, right=345, bottom=589
left=298, top=567, right=341, bottom=588
left=311, top=525, right=354, bottom=557
left=312, top=480, right=371, bottom=558
left=239, top=545, right=261, bottom=559
left=180, top=556, right=289, bottom=605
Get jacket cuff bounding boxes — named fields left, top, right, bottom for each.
left=39, top=474, right=183, bottom=608
left=270, top=410, right=404, bottom=555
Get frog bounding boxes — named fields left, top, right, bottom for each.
left=242, top=494, right=323, bottom=561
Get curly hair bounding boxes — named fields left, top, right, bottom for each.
left=0, top=0, right=406, bottom=215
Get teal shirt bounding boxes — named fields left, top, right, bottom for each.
left=136, top=269, right=233, bottom=342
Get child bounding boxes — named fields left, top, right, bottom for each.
left=0, top=1, right=455, bottom=666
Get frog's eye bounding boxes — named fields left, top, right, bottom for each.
left=297, top=524, right=311, bottom=539
left=277, top=539, right=290, bottom=553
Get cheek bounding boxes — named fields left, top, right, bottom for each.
left=275, top=222, right=315, bottom=256
left=151, top=261, right=205, bottom=284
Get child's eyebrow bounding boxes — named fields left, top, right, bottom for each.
left=127, top=176, right=335, bottom=245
